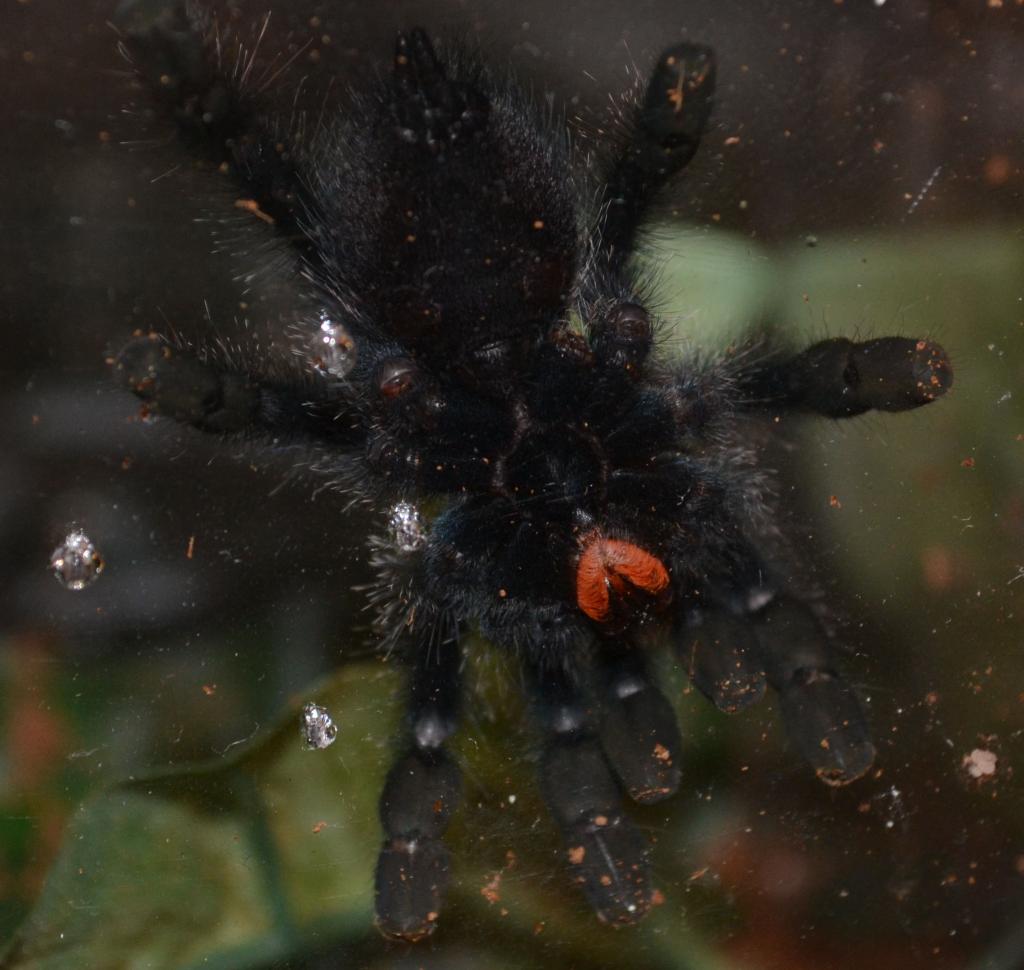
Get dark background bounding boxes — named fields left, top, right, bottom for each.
left=2, top=1, right=1023, bottom=968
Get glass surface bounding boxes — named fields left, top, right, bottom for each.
left=2, top=1, right=1022, bottom=968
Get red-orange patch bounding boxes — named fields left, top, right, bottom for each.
left=576, top=535, right=670, bottom=623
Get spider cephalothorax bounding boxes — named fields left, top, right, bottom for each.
left=114, top=4, right=952, bottom=941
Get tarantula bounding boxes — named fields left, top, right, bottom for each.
left=113, top=3, right=952, bottom=941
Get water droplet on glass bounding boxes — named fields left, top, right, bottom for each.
left=308, top=311, right=356, bottom=378
left=388, top=501, right=427, bottom=553
left=49, top=531, right=104, bottom=590
left=301, top=702, right=338, bottom=750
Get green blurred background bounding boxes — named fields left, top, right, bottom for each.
left=1, top=1, right=1023, bottom=968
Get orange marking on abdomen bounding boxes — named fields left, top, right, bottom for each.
left=576, top=535, right=670, bottom=623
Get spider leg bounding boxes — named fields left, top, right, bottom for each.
left=752, top=596, right=876, bottom=786
left=114, top=332, right=362, bottom=448
left=672, top=552, right=870, bottom=784
left=596, top=646, right=684, bottom=804
left=741, top=336, right=953, bottom=418
left=117, top=1, right=327, bottom=275
left=527, top=661, right=658, bottom=924
left=679, top=605, right=768, bottom=714
left=374, top=617, right=463, bottom=941
left=600, top=42, right=716, bottom=271
left=391, top=28, right=489, bottom=150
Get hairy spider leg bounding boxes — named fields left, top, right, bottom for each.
left=374, top=616, right=463, bottom=941
left=738, top=336, right=954, bottom=418
left=670, top=552, right=877, bottom=785
left=114, top=331, right=363, bottom=447
left=594, top=646, right=684, bottom=805
left=753, top=597, right=877, bottom=785
left=118, top=1, right=330, bottom=280
left=527, top=661, right=657, bottom=924
left=659, top=333, right=951, bottom=782
left=599, top=42, right=716, bottom=272
left=420, top=494, right=686, bottom=923
left=680, top=605, right=768, bottom=714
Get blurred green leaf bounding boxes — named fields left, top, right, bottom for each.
left=2, top=664, right=396, bottom=970
left=3, top=652, right=735, bottom=970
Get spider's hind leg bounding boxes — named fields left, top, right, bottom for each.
left=374, top=622, right=463, bottom=941
left=530, top=663, right=654, bottom=924
left=753, top=596, right=876, bottom=786
left=680, top=604, right=768, bottom=715
left=528, top=650, right=684, bottom=923
left=678, top=584, right=875, bottom=786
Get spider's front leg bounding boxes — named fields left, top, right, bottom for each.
left=679, top=585, right=876, bottom=786
left=599, top=42, right=716, bottom=271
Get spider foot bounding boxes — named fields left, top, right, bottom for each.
left=755, top=597, right=876, bottom=785
left=681, top=608, right=767, bottom=714
left=540, top=736, right=654, bottom=924
left=600, top=42, right=716, bottom=266
left=374, top=747, right=462, bottom=941
left=116, top=2, right=221, bottom=128
left=564, top=815, right=653, bottom=925
left=640, top=43, right=716, bottom=153
left=779, top=669, right=876, bottom=786
left=114, top=333, right=260, bottom=432
left=375, top=839, right=451, bottom=942
left=598, top=660, right=683, bottom=803
left=781, top=336, right=953, bottom=417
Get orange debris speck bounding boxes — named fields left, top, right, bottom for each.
left=921, top=545, right=954, bottom=591
left=234, top=198, right=275, bottom=225
left=481, top=872, right=502, bottom=905
left=984, top=153, right=1011, bottom=184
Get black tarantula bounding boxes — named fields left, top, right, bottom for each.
left=113, top=3, right=953, bottom=942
